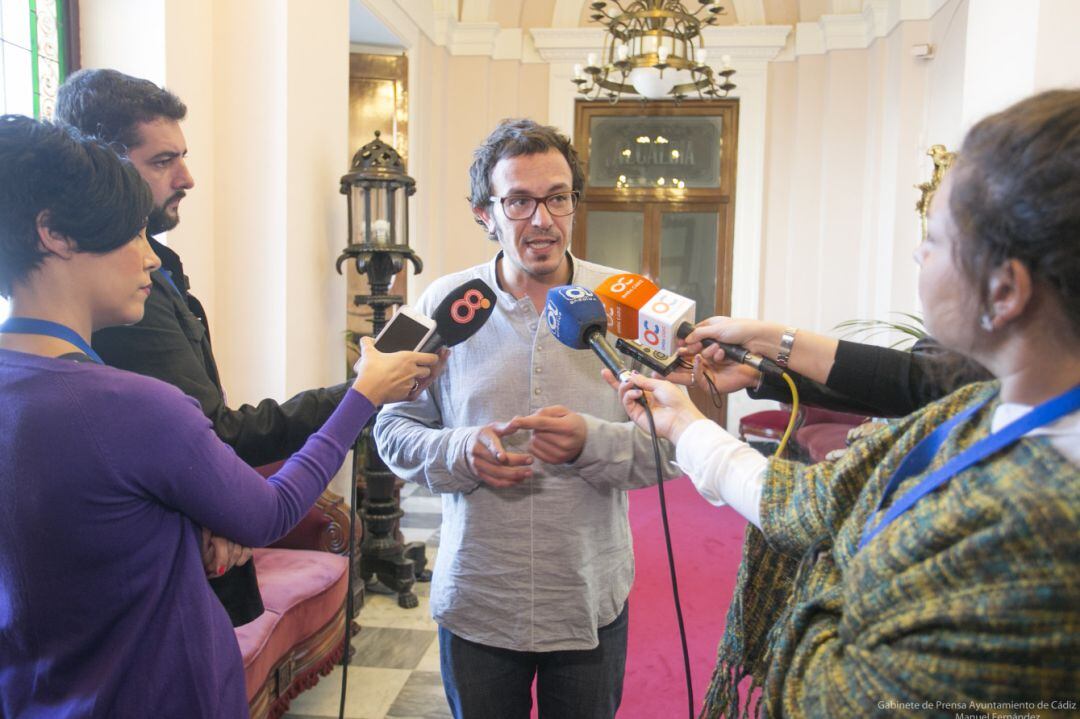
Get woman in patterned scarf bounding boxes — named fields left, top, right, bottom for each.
left=607, top=89, right=1080, bottom=717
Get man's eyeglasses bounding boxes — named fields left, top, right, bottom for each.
left=490, top=191, right=580, bottom=221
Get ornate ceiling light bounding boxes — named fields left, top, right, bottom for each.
left=573, top=0, right=736, bottom=103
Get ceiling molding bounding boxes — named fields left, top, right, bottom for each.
left=701, top=24, right=793, bottom=55
left=374, top=0, right=951, bottom=62
left=446, top=21, right=501, bottom=54
left=820, top=12, right=873, bottom=49
left=532, top=24, right=791, bottom=63
left=794, top=22, right=826, bottom=55
left=529, top=27, right=605, bottom=62
left=790, top=0, right=945, bottom=57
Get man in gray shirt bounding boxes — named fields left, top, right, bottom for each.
left=374, top=119, right=680, bottom=718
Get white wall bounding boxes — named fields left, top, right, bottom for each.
left=80, top=0, right=350, bottom=407
left=76, top=0, right=1080, bottom=431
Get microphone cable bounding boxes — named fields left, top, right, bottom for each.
left=775, top=372, right=800, bottom=457
left=636, top=363, right=803, bottom=719
left=338, top=431, right=364, bottom=719
left=639, top=397, right=695, bottom=719
left=695, top=359, right=802, bottom=458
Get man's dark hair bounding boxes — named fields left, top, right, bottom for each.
left=949, top=88, right=1080, bottom=337
left=468, top=118, right=585, bottom=235
left=55, top=68, right=187, bottom=150
left=0, top=115, right=153, bottom=297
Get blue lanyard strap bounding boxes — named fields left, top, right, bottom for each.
left=859, top=383, right=1080, bottom=551
left=159, top=269, right=183, bottom=297
left=0, top=317, right=104, bottom=365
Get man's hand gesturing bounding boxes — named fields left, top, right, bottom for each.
left=466, top=421, right=533, bottom=488
left=511, top=405, right=587, bottom=465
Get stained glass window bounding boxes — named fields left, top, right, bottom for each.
left=1, top=0, right=63, bottom=118
left=1, top=0, right=67, bottom=318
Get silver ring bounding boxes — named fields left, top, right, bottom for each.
left=411, top=379, right=420, bottom=393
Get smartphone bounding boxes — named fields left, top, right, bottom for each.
left=373, top=306, right=437, bottom=353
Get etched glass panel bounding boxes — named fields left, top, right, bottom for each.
left=588, top=115, right=722, bottom=189
left=34, top=0, right=60, bottom=118
left=659, top=212, right=718, bottom=316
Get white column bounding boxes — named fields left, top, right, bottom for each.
left=80, top=0, right=350, bottom=406
left=78, top=0, right=166, bottom=83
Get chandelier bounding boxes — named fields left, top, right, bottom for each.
left=573, top=0, right=736, bottom=103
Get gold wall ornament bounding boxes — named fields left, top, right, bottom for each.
left=915, top=144, right=956, bottom=240
left=572, top=0, right=736, bottom=103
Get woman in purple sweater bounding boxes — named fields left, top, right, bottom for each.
left=0, top=116, right=437, bottom=717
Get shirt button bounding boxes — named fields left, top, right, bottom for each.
left=535, top=367, right=542, bottom=374
left=534, top=387, right=542, bottom=395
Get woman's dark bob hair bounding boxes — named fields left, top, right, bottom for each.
left=0, top=114, right=153, bottom=297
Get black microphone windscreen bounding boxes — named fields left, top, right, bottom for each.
left=428, top=278, right=497, bottom=349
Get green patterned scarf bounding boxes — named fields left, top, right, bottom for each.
left=701, top=382, right=1080, bottom=717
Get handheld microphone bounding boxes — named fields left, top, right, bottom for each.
left=597, top=272, right=785, bottom=379
left=595, top=273, right=695, bottom=357
left=673, top=322, right=784, bottom=379
left=418, top=278, right=497, bottom=352
left=594, top=273, right=660, bottom=339
left=544, top=285, right=633, bottom=383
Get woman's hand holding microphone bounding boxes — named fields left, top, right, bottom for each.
left=351, top=336, right=447, bottom=406
left=604, top=317, right=799, bottom=441
left=601, top=369, right=706, bottom=444
left=680, top=317, right=837, bottom=385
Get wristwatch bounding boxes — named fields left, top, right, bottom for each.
left=776, top=327, right=798, bottom=369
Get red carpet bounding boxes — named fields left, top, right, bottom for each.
left=527, top=477, right=747, bottom=719
left=621, top=477, right=747, bottom=719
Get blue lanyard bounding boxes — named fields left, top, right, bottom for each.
left=159, top=269, right=183, bottom=297
left=0, top=317, right=104, bottom=365
left=859, top=383, right=1080, bottom=551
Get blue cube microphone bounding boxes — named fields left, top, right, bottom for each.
left=544, top=285, right=633, bottom=383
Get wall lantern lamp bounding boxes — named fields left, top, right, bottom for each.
left=337, top=131, right=428, bottom=609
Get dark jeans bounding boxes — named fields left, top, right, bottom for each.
left=439, top=603, right=629, bottom=719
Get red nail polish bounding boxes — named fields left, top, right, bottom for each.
left=217, top=566, right=225, bottom=575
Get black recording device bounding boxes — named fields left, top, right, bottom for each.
left=614, top=337, right=682, bottom=376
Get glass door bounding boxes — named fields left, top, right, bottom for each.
left=572, top=99, right=737, bottom=424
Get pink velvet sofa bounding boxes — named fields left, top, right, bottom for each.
left=240, top=467, right=360, bottom=719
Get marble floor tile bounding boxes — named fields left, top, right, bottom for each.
left=360, top=592, right=437, bottom=631
left=400, top=512, right=441, bottom=530
left=351, top=626, right=436, bottom=670
left=282, top=665, right=411, bottom=719
left=414, top=632, right=441, bottom=673
left=401, top=527, right=436, bottom=546
left=385, top=671, right=452, bottom=719
left=281, top=488, right=448, bottom=719
left=400, top=495, right=443, bottom=514
left=406, top=485, right=437, bottom=499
